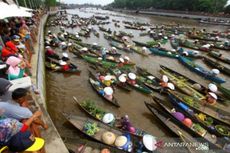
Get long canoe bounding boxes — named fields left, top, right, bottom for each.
left=112, top=68, right=152, bottom=94
left=109, top=41, right=133, bottom=53
left=104, top=33, right=124, bottom=44
left=168, top=95, right=230, bottom=138
left=168, top=90, right=230, bottom=126
left=136, top=67, right=163, bottom=93
left=144, top=102, right=206, bottom=153
left=74, top=97, right=146, bottom=137
left=160, top=66, right=204, bottom=100
left=217, top=85, right=230, bottom=99
left=179, top=39, right=210, bottom=52
left=213, top=42, right=230, bottom=51
left=203, top=57, right=230, bottom=76
left=160, top=65, right=229, bottom=104
left=130, top=46, right=149, bottom=56
left=108, top=68, right=132, bottom=92
left=170, top=39, right=179, bottom=49
left=187, top=34, right=220, bottom=42
left=154, top=97, right=228, bottom=150
left=82, top=55, right=134, bottom=69
left=89, top=77, right=120, bottom=107
left=208, top=51, right=230, bottom=65
left=133, top=40, right=168, bottom=48
left=149, top=47, right=179, bottom=59
left=45, top=61, right=81, bottom=74
left=178, top=56, right=225, bottom=84
left=63, top=114, right=138, bottom=152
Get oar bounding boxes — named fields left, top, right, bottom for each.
left=177, top=130, right=192, bottom=153
left=73, top=96, right=79, bottom=104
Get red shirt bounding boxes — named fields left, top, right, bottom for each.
left=62, top=65, right=70, bottom=71
left=1, top=47, right=14, bottom=59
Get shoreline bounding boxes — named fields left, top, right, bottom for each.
left=109, top=8, right=230, bottom=21
left=31, top=10, right=69, bottom=153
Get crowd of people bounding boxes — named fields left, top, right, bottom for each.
left=0, top=9, right=48, bottom=153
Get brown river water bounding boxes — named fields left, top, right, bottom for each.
left=45, top=8, right=230, bottom=152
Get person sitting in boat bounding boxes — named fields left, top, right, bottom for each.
left=101, top=48, right=107, bottom=61
left=128, top=73, right=136, bottom=85
left=104, top=87, right=113, bottom=101
left=67, top=43, right=73, bottom=52
left=224, top=40, right=230, bottom=47
left=118, top=57, right=125, bottom=67
left=194, top=39, right=199, bottom=45
left=142, top=47, right=148, bottom=54
left=209, top=69, right=220, bottom=77
left=201, top=44, right=211, bottom=51
left=45, top=46, right=60, bottom=60
left=103, top=75, right=112, bottom=87
left=124, top=56, right=130, bottom=64
left=59, top=60, right=70, bottom=71
left=159, top=75, right=175, bottom=91
left=156, top=42, right=161, bottom=48
left=119, top=115, right=136, bottom=134
left=204, top=92, right=217, bottom=105
left=136, top=134, right=158, bottom=153
left=110, top=47, right=117, bottom=54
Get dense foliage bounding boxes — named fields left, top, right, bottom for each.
left=110, top=0, right=229, bottom=13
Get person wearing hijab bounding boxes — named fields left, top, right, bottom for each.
left=6, top=56, right=25, bottom=80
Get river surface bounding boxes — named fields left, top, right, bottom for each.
left=45, top=8, right=230, bottom=152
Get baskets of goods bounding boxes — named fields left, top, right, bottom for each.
left=83, top=121, right=99, bottom=136
left=215, top=125, right=230, bottom=136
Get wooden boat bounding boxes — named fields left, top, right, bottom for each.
left=149, top=47, right=179, bottom=59
left=178, top=56, right=225, bottom=84
left=82, top=55, right=134, bottom=69
left=124, top=25, right=145, bottom=31
left=168, top=95, right=230, bottom=138
left=133, top=40, right=167, bottom=48
left=107, top=68, right=132, bottom=92
left=160, top=65, right=229, bottom=104
left=95, top=16, right=109, bottom=20
left=73, top=97, right=147, bottom=137
left=200, top=19, right=230, bottom=26
left=208, top=51, right=230, bottom=65
left=63, top=114, right=137, bottom=152
left=187, top=34, right=220, bottom=42
left=168, top=90, right=230, bottom=126
left=103, top=33, right=124, bottom=44
left=160, top=66, right=204, bottom=100
left=99, top=26, right=112, bottom=34
left=177, top=48, right=202, bottom=58
left=89, top=77, right=120, bottom=107
left=68, top=34, right=82, bottom=42
left=144, top=102, right=206, bottom=153
left=179, top=39, right=210, bottom=52
left=217, top=85, right=230, bottom=99
left=130, top=46, right=149, bottom=56
left=109, top=41, right=133, bottom=53
left=75, top=41, right=102, bottom=51
left=154, top=97, right=229, bottom=150
left=213, top=42, right=230, bottom=51
left=92, top=29, right=100, bottom=37
left=122, top=72, right=153, bottom=95
left=203, top=57, right=230, bottom=76
left=45, top=61, right=81, bottom=74
left=136, top=67, right=163, bottom=93
left=118, top=31, right=134, bottom=38
left=170, top=39, right=179, bottom=49
left=111, top=68, right=152, bottom=94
